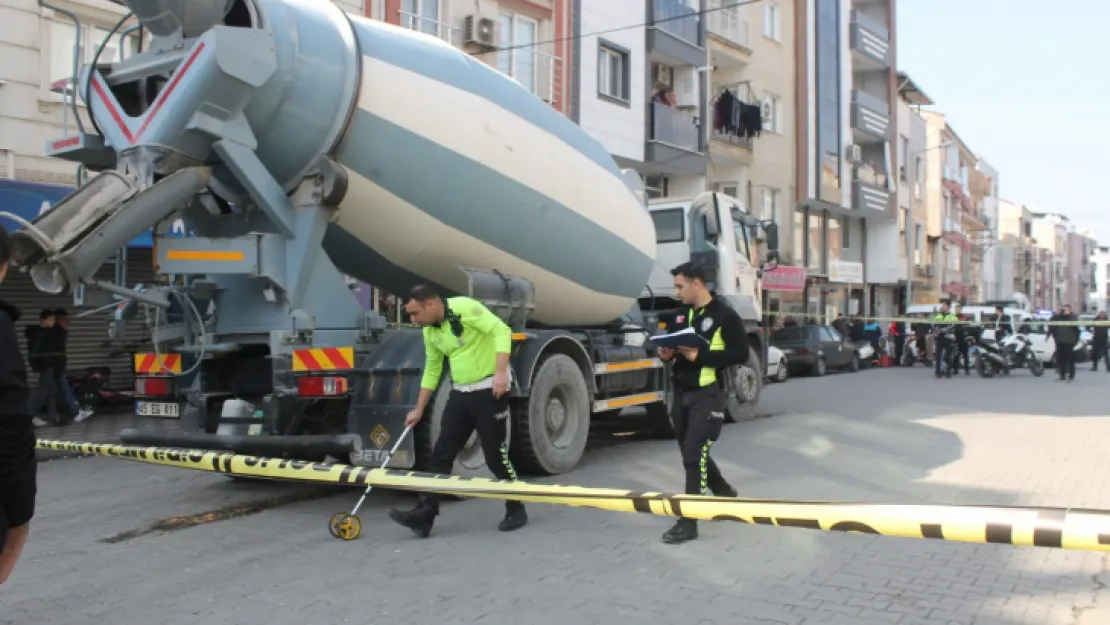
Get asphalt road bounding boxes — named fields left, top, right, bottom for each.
left=6, top=364, right=1110, bottom=625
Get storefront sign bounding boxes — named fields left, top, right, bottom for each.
left=761, top=266, right=806, bottom=292
left=828, top=260, right=864, bottom=284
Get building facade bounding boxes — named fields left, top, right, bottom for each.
left=997, top=199, right=1036, bottom=302
left=1031, top=212, right=1068, bottom=310
left=894, top=72, right=930, bottom=307
left=705, top=0, right=798, bottom=309
left=793, top=0, right=897, bottom=320
left=973, top=157, right=1000, bottom=301
left=1090, top=246, right=1110, bottom=314
left=1066, top=230, right=1096, bottom=312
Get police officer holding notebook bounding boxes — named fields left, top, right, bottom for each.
left=654, top=262, right=749, bottom=545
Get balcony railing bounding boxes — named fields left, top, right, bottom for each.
left=851, top=90, right=890, bottom=141
left=849, top=10, right=890, bottom=68
left=400, top=11, right=458, bottom=44
left=498, top=47, right=564, bottom=107
left=652, top=0, right=700, bottom=45
left=650, top=101, right=701, bottom=152
left=709, top=83, right=755, bottom=151
left=707, top=0, right=750, bottom=48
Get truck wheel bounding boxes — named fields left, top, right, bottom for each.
left=645, top=389, right=674, bottom=439
left=725, top=351, right=762, bottom=423
left=510, top=354, right=590, bottom=476
left=424, top=381, right=511, bottom=479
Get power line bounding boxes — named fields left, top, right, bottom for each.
left=478, top=0, right=765, bottom=55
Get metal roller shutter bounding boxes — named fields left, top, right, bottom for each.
left=4, top=247, right=156, bottom=391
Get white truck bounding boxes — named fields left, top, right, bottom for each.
left=9, top=0, right=778, bottom=477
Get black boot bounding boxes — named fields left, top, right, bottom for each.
left=499, top=502, right=528, bottom=532
left=661, top=518, right=698, bottom=544
left=388, top=499, right=437, bottom=538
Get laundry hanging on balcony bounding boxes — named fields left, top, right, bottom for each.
left=713, top=89, right=763, bottom=139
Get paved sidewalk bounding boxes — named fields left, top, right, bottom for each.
left=35, top=408, right=182, bottom=461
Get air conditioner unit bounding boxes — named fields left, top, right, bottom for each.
left=652, top=63, right=673, bottom=88
left=846, top=144, right=862, bottom=163
left=463, top=15, right=497, bottom=47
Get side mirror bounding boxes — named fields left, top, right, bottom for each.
left=762, top=221, right=779, bottom=252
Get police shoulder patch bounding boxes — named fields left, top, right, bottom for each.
left=676, top=315, right=686, bottom=324
left=700, top=317, right=714, bottom=332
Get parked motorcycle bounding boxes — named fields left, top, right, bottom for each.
left=972, top=336, right=1010, bottom=378
left=998, top=333, right=1046, bottom=377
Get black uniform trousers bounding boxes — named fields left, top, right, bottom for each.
left=934, top=336, right=954, bottom=375
left=1092, top=342, right=1110, bottom=371
left=957, top=337, right=971, bottom=373
left=1056, top=342, right=1076, bottom=379
left=671, top=385, right=728, bottom=497
left=421, top=385, right=521, bottom=513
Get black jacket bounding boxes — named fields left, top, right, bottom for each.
left=1049, top=313, right=1080, bottom=345
left=993, top=314, right=1013, bottom=336
left=27, top=323, right=65, bottom=373
left=0, top=299, right=35, bottom=477
left=1092, top=324, right=1108, bottom=346
left=666, top=296, right=750, bottom=392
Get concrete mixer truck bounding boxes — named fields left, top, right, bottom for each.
left=9, top=0, right=779, bottom=477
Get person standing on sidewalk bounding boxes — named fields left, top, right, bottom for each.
left=1089, top=311, right=1108, bottom=372
left=50, top=309, right=92, bottom=422
left=0, top=225, right=39, bottom=585
left=387, top=285, right=526, bottom=538
left=25, top=310, right=61, bottom=427
left=1049, top=305, right=1079, bottom=382
left=655, top=262, right=746, bottom=545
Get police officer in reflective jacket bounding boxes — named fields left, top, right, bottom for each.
left=655, top=262, right=749, bottom=545
left=388, top=285, right=527, bottom=537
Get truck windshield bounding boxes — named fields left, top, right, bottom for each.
left=732, top=218, right=751, bottom=264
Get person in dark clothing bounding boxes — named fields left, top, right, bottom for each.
left=26, top=309, right=62, bottom=427
left=992, top=306, right=1013, bottom=342
left=1049, top=305, right=1079, bottom=382
left=49, top=309, right=90, bottom=421
left=0, top=225, right=37, bottom=585
left=953, top=304, right=971, bottom=375
left=655, top=262, right=747, bottom=545
left=1089, top=311, right=1109, bottom=372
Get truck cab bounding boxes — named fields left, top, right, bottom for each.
left=640, top=191, right=778, bottom=422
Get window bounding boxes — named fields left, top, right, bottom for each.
left=597, top=42, right=630, bottom=102
left=761, top=188, right=778, bottom=222
left=793, top=209, right=805, bottom=266
left=650, top=209, right=684, bottom=244
left=498, top=12, right=538, bottom=93
left=913, top=156, right=925, bottom=199
left=762, top=2, right=781, bottom=41
left=643, top=174, right=668, bottom=199
left=717, top=183, right=739, bottom=198
left=401, top=0, right=441, bottom=36
left=808, top=213, right=825, bottom=272
left=898, top=135, right=909, bottom=182
left=772, top=327, right=803, bottom=342
left=761, top=93, right=781, bottom=133
left=823, top=327, right=842, bottom=342
left=827, top=216, right=840, bottom=261
left=732, top=218, right=751, bottom=261
left=841, top=216, right=851, bottom=248
left=48, top=20, right=142, bottom=95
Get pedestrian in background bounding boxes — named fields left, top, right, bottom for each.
left=1049, top=305, right=1079, bottom=382
left=1089, top=311, right=1108, bottom=372
left=0, top=225, right=38, bottom=585
left=50, top=309, right=92, bottom=422
left=25, top=310, right=61, bottom=427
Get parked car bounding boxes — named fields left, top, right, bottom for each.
left=1017, top=320, right=1091, bottom=365
left=766, top=345, right=788, bottom=383
left=770, top=324, right=862, bottom=376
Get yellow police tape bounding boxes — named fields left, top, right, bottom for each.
left=36, top=438, right=1110, bottom=553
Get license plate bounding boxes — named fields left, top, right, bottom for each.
left=136, top=401, right=180, bottom=418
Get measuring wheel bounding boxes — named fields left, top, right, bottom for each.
left=329, top=512, right=362, bottom=541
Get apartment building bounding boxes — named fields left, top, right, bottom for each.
left=974, top=157, right=1001, bottom=300
left=793, top=0, right=897, bottom=320
left=376, top=0, right=572, bottom=113
left=1031, top=212, right=1068, bottom=310
left=894, top=72, right=930, bottom=307
left=1090, top=246, right=1110, bottom=314
left=919, top=111, right=983, bottom=304
left=0, top=0, right=158, bottom=387
left=1066, top=229, right=1096, bottom=312
left=704, top=0, right=798, bottom=309
left=997, top=199, right=1036, bottom=301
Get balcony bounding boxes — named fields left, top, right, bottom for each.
left=400, top=11, right=458, bottom=44
left=851, top=90, right=890, bottom=143
left=648, top=0, right=704, bottom=67
left=850, top=10, right=891, bottom=70
left=709, top=84, right=755, bottom=165
left=707, top=0, right=751, bottom=54
left=942, top=217, right=971, bottom=252
left=852, top=165, right=893, bottom=217
left=498, top=47, right=564, bottom=107
left=645, top=101, right=707, bottom=175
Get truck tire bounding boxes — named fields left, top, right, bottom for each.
left=510, top=354, right=590, bottom=476
left=423, top=381, right=512, bottom=479
left=725, top=350, right=762, bottom=423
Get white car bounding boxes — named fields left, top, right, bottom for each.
left=1011, top=322, right=1091, bottom=365
left=766, top=345, right=788, bottom=383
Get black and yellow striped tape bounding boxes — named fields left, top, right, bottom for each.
left=37, top=439, right=1110, bottom=553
